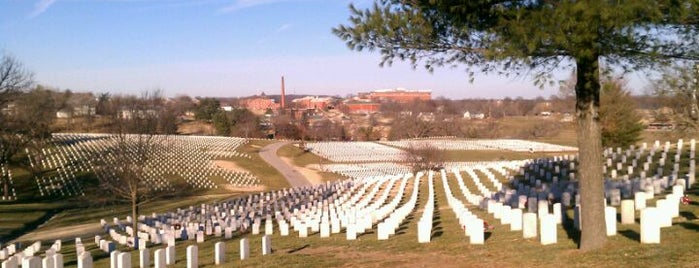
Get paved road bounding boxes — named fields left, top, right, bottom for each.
left=259, top=141, right=312, bottom=188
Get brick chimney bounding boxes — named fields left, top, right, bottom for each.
left=281, top=76, right=286, bottom=109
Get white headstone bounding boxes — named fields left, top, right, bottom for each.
left=139, top=248, right=150, bottom=268
left=110, top=251, right=120, bottom=268
left=539, top=214, right=557, bottom=245
left=346, top=224, right=357, bottom=240
left=224, top=227, right=232, bottom=239
left=186, top=245, right=197, bottom=268
left=2, top=257, right=18, bottom=268
left=468, top=219, right=484, bottom=245
left=634, top=192, right=646, bottom=211
left=21, top=256, right=40, bottom=268
left=165, top=246, right=175, bottom=265
left=320, top=222, right=330, bottom=238
left=417, top=220, right=431, bottom=243
left=52, top=254, right=63, bottom=268
left=153, top=249, right=166, bottom=268
left=655, top=199, right=672, bottom=227
left=77, top=252, right=92, bottom=268
left=262, top=235, right=272, bottom=255
left=640, top=207, right=660, bottom=244
left=605, top=206, right=617, bottom=236
left=196, top=231, right=204, bottom=243
left=537, top=200, right=549, bottom=219
left=500, top=206, right=512, bottom=225
left=552, top=203, right=562, bottom=224
left=510, top=208, right=523, bottom=231
left=280, top=222, right=289, bottom=236
left=265, top=220, right=274, bottom=235
left=522, top=212, right=537, bottom=239
left=620, top=200, right=635, bottom=224
left=117, top=252, right=131, bottom=268
left=239, top=239, right=250, bottom=260
left=41, top=255, right=54, bottom=268
left=214, top=242, right=225, bottom=265
left=298, top=224, right=308, bottom=238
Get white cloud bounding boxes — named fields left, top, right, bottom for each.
left=218, top=0, right=303, bottom=13
left=276, top=23, right=292, bottom=33
left=28, top=0, right=57, bottom=18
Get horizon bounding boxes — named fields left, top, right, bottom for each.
left=1, top=0, right=656, bottom=99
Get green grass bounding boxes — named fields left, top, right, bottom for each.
left=4, top=137, right=699, bottom=267
left=30, top=167, right=698, bottom=268
left=277, top=143, right=348, bottom=183
left=230, top=139, right=290, bottom=190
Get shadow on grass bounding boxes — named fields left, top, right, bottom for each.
left=680, top=211, right=697, bottom=220
left=561, top=213, right=581, bottom=247
left=619, top=229, right=641, bottom=242
left=431, top=201, right=443, bottom=239
left=678, top=222, right=699, bottom=232
left=287, top=244, right=310, bottom=254
left=485, top=232, right=493, bottom=241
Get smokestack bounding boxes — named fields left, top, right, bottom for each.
left=281, top=76, right=286, bottom=109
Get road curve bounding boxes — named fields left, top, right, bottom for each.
left=259, top=141, right=312, bottom=188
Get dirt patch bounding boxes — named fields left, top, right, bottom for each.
left=281, top=157, right=324, bottom=185
left=177, top=121, right=214, bottom=135
left=212, top=160, right=248, bottom=173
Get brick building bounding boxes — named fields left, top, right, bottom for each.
left=241, top=95, right=279, bottom=111
left=362, top=88, right=432, bottom=103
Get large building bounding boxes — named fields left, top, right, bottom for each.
left=291, top=96, right=333, bottom=110
left=362, top=88, right=432, bottom=103
left=343, top=99, right=381, bottom=114
left=241, top=94, right=279, bottom=111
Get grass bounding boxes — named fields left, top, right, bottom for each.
left=232, top=139, right=290, bottom=190
left=3, top=136, right=699, bottom=267
left=30, top=166, right=698, bottom=268
left=277, top=143, right=348, bottom=183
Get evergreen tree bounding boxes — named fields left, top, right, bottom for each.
left=333, top=1, right=699, bottom=250
left=600, top=81, right=644, bottom=149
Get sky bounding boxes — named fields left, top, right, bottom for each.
left=0, top=0, right=653, bottom=99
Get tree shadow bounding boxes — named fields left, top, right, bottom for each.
left=430, top=201, right=443, bottom=239
left=619, top=229, right=640, bottom=242
left=680, top=211, right=697, bottom=220
left=287, top=244, right=310, bottom=254
left=678, top=222, right=699, bottom=232
left=356, top=229, right=375, bottom=238
left=484, top=231, right=493, bottom=241
left=561, top=216, right=581, bottom=246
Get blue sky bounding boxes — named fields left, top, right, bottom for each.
left=0, top=0, right=651, bottom=99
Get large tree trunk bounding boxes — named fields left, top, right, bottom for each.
left=575, top=56, right=607, bottom=251
left=132, top=192, right=139, bottom=249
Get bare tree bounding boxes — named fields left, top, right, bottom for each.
left=652, top=63, right=699, bottom=135
left=402, top=141, right=446, bottom=173
left=0, top=54, right=36, bottom=199
left=91, top=90, right=169, bottom=249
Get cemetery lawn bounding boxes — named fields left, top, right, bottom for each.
left=4, top=138, right=699, bottom=267
left=231, top=139, right=290, bottom=190
left=49, top=172, right=699, bottom=268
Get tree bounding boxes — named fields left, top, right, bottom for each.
left=212, top=111, right=231, bottom=136
left=0, top=54, right=35, bottom=164
left=600, top=80, right=644, bottom=148
left=91, top=90, right=169, bottom=249
left=652, top=63, right=699, bottom=135
left=402, top=142, right=446, bottom=173
left=333, top=1, right=699, bottom=250
left=194, top=98, right=221, bottom=121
